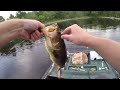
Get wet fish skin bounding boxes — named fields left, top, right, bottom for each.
left=41, top=23, right=67, bottom=68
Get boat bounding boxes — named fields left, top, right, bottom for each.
left=42, top=51, right=120, bottom=79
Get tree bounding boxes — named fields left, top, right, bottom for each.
left=9, top=14, right=15, bottom=19
left=0, top=16, right=5, bottom=22
left=53, top=11, right=66, bottom=19
left=15, top=11, right=26, bottom=18
left=24, top=12, right=37, bottom=20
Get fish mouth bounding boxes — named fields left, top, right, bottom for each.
left=46, top=23, right=58, bottom=32
left=40, top=23, right=59, bottom=37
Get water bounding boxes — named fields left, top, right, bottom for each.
left=58, top=17, right=120, bottom=41
left=1, top=17, right=120, bottom=79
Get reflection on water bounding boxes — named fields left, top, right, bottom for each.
left=58, top=17, right=120, bottom=29
left=86, top=26, right=120, bottom=41
left=0, top=39, right=52, bottom=79
left=1, top=17, right=120, bottom=78
left=58, top=17, right=120, bottom=42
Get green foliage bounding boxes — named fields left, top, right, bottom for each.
left=8, top=11, right=120, bottom=23
left=15, top=11, right=27, bottom=19
left=9, top=14, right=15, bottom=19
left=24, top=12, right=37, bottom=19
left=0, top=36, right=23, bottom=55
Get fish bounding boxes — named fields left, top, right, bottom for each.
left=41, top=23, right=67, bottom=69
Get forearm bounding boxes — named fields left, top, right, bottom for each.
left=0, top=19, right=23, bottom=35
left=85, top=35, right=120, bottom=73
left=0, top=19, right=23, bottom=48
left=0, top=29, right=20, bottom=48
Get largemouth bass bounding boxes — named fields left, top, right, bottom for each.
left=41, top=23, right=67, bottom=69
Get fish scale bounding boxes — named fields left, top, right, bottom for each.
left=41, top=23, right=67, bottom=69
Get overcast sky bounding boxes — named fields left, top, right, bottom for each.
left=0, top=11, right=32, bottom=20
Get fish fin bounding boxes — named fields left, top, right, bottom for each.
left=53, top=63, right=60, bottom=71
left=50, top=36, right=60, bottom=50
left=45, top=41, right=51, bottom=58
left=45, top=41, right=60, bottom=68
left=45, top=41, right=54, bottom=61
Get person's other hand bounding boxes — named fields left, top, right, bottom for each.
left=61, top=24, right=90, bottom=45
left=19, top=19, right=45, bottom=41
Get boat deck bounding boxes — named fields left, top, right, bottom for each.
left=43, top=52, right=120, bottom=79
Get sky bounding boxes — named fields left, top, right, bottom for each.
left=0, top=11, right=32, bottom=20
left=0, top=11, right=17, bottom=20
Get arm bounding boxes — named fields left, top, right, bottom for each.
left=0, top=28, right=20, bottom=48
left=0, top=19, right=22, bottom=47
left=0, top=19, right=44, bottom=48
left=86, top=35, right=120, bottom=73
left=61, top=24, right=120, bottom=73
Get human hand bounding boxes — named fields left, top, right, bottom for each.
left=19, top=19, right=45, bottom=41
left=61, top=24, right=91, bottom=45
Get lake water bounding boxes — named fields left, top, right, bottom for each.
left=0, top=17, right=120, bottom=79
